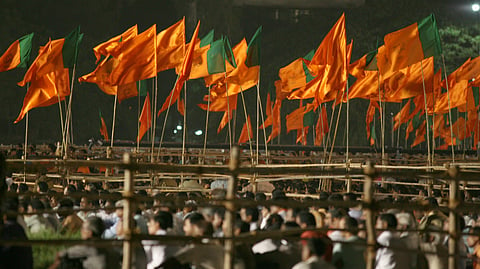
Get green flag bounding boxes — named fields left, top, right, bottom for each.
left=245, top=26, right=262, bottom=67
left=63, top=26, right=84, bottom=68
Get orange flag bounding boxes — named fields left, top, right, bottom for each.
left=78, top=56, right=138, bottom=102
left=394, top=100, right=411, bottom=130
left=434, top=80, right=469, bottom=113
left=365, top=101, right=378, bottom=141
left=452, top=117, right=468, bottom=141
left=99, top=111, right=109, bottom=141
left=267, top=99, right=282, bottom=143
left=15, top=69, right=70, bottom=123
left=296, top=127, right=309, bottom=145
left=308, top=13, right=347, bottom=104
left=177, top=97, right=185, bottom=116
left=93, top=25, right=138, bottom=64
left=238, top=115, right=253, bottom=144
left=384, top=57, right=434, bottom=101
left=156, top=18, right=186, bottom=72
left=315, top=105, right=329, bottom=146
left=217, top=110, right=234, bottom=134
left=412, top=120, right=426, bottom=147
left=109, top=24, right=157, bottom=86
left=346, top=71, right=381, bottom=101
left=198, top=93, right=238, bottom=112
left=137, top=93, right=152, bottom=142
left=159, top=21, right=200, bottom=115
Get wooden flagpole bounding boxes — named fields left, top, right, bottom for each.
left=256, top=69, right=269, bottom=164
left=239, top=87, right=254, bottom=162
left=419, top=60, right=432, bottom=167
left=157, top=76, right=179, bottom=159
left=151, top=76, right=158, bottom=163
left=137, top=82, right=141, bottom=153
left=64, top=63, right=77, bottom=159
left=181, top=82, right=187, bottom=165
left=224, top=73, right=233, bottom=150
left=442, top=54, right=456, bottom=163
left=202, top=86, right=212, bottom=164
left=110, top=94, right=118, bottom=149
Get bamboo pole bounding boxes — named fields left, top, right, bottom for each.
left=442, top=55, right=456, bottom=163
left=136, top=83, right=141, bottom=153
left=225, top=73, right=233, bottom=150
left=224, top=146, right=240, bottom=269
left=122, top=153, right=133, bottom=269
left=346, top=80, right=350, bottom=165
left=363, top=161, right=376, bottom=269
left=151, top=76, right=158, bottom=162
left=64, top=63, right=77, bottom=159
left=202, top=86, right=212, bottom=164
left=157, top=76, right=179, bottom=159
left=256, top=83, right=269, bottom=164
left=420, top=60, right=432, bottom=166
left=110, top=94, right=118, bottom=149
left=239, top=88, right=254, bottom=162
left=448, top=165, right=459, bottom=269
left=181, top=82, right=187, bottom=165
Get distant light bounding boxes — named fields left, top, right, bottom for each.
left=194, top=130, right=203, bottom=136
left=173, top=129, right=178, bottom=134
left=473, top=3, right=480, bottom=12
left=176, top=125, right=183, bottom=130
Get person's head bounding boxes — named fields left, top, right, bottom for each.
left=2, top=197, right=19, bottom=222
left=148, top=211, right=173, bottom=235
left=183, top=212, right=209, bottom=237
left=265, top=213, right=284, bottom=231
left=212, top=208, right=225, bottom=229
left=240, top=207, right=259, bottom=224
left=255, top=192, right=266, bottom=202
left=300, top=231, right=328, bottom=261
left=376, top=213, right=397, bottom=232
left=17, top=183, right=28, bottom=194
left=28, top=198, right=45, bottom=213
left=64, top=184, right=76, bottom=196
left=115, top=200, right=125, bottom=219
left=80, top=196, right=93, bottom=209
left=327, top=208, right=346, bottom=228
left=467, top=226, right=480, bottom=248
left=58, top=198, right=75, bottom=218
left=296, top=211, right=316, bottom=229
left=37, top=181, right=49, bottom=194
left=339, top=216, right=359, bottom=238
left=81, top=216, right=105, bottom=240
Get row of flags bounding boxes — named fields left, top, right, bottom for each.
left=1, top=13, right=478, bottom=148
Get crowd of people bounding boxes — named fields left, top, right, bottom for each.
left=1, top=148, right=480, bottom=269
left=1, top=175, right=480, bottom=269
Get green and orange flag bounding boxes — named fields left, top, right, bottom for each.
left=286, top=103, right=315, bottom=133
left=99, top=110, right=109, bottom=141
left=377, top=14, right=442, bottom=79
left=0, top=33, right=34, bottom=72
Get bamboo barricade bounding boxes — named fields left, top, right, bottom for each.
left=5, top=152, right=480, bottom=269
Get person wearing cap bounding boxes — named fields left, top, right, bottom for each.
left=292, top=231, right=335, bottom=269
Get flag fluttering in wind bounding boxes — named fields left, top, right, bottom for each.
left=15, top=27, right=83, bottom=123
left=158, top=21, right=201, bottom=115
left=137, top=93, right=151, bottom=142
left=377, top=14, right=442, bottom=79
left=156, top=18, right=186, bottom=72
left=286, top=103, right=315, bottom=133
left=0, top=33, right=34, bottom=72
left=109, top=24, right=157, bottom=86
left=99, top=110, right=109, bottom=141
left=93, top=25, right=138, bottom=64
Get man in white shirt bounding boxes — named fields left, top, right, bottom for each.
left=375, top=213, right=409, bottom=269
left=143, top=211, right=177, bottom=269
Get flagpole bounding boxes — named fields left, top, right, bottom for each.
left=323, top=97, right=338, bottom=162
left=157, top=76, right=179, bottom=159
left=64, top=63, right=77, bottom=159
left=320, top=104, right=327, bottom=151
left=239, top=87, right=254, bottom=162
left=442, top=55, right=456, bottom=163
left=396, top=101, right=403, bottom=148
left=151, top=76, right=158, bottom=163
left=202, top=86, right=211, bottom=164
left=256, top=78, right=269, bottom=164
left=328, top=90, right=346, bottom=164
left=137, top=82, right=141, bottom=153
left=181, top=82, right=187, bottom=165
left=224, top=73, right=233, bottom=150
left=256, top=75, right=260, bottom=165
left=110, top=93, right=118, bottom=148
left=420, top=60, right=432, bottom=167
left=23, top=81, right=31, bottom=161
left=346, top=79, right=350, bottom=165
left=56, top=88, right=66, bottom=159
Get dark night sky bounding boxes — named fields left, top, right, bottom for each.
left=0, top=0, right=477, bottom=146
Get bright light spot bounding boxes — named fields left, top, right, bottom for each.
left=473, top=3, right=480, bottom=12
left=176, top=125, right=183, bottom=130
left=173, top=129, right=178, bottom=134
left=194, top=130, right=203, bottom=136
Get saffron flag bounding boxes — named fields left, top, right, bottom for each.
left=19, top=26, right=83, bottom=87
left=267, top=99, right=282, bottom=143
left=276, top=50, right=315, bottom=99
left=238, top=115, right=253, bottom=144
left=377, top=14, right=442, bottom=79
left=286, top=103, right=315, bottom=133
left=137, top=93, right=151, bottom=142
left=156, top=18, right=186, bottom=72
left=366, top=101, right=378, bottom=145
left=315, top=105, right=329, bottom=146
left=15, top=69, right=70, bottom=123
left=394, top=100, right=411, bottom=130
left=93, top=25, right=138, bottom=64
left=0, top=33, right=34, bottom=72
left=158, top=21, right=201, bottom=115
left=99, top=110, right=109, bottom=141
left=109, top=25, right=157, bottom=86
